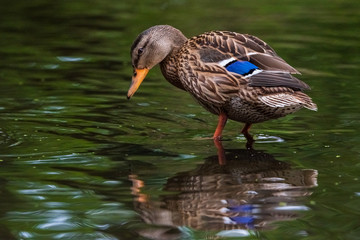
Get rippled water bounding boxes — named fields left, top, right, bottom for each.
left=0, top=0, right=359, bottom=239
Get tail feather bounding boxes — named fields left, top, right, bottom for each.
left=304, top=101, right=318, bottom=111
left=295, top=92, right=317, bottom=111
left=258, top=91, right=317, bottom=111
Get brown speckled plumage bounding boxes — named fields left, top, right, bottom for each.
left=127, top=25, right=317, bottom=142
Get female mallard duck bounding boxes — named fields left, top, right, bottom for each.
left=127, top=25, right=317, bottom=144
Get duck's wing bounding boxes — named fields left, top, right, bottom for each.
left=196, top=31, right=310, bottom=88
left=178, top=31, right=312, bottom=108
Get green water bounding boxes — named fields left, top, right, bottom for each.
left=0, top=0, right=359, bottom=239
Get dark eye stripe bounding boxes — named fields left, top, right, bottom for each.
left=131, top=34, right=151, bottom=67
left=138, top=38, right=150, bottom=54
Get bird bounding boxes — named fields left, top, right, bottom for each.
left=127, top=25, right=317, bottom=146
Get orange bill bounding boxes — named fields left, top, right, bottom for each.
left=127, top=68, right=149, bottom=99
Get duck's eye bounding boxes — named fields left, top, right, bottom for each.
left=138, top=48, right=144, bottom=55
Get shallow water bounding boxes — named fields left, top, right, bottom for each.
left=0, top=0, right=359, bottom=239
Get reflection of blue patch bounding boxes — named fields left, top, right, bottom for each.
left=226, top=61, right=258, bottom=75
left=228, top=204, right=254, bottom=213
left=230, top=216, right=254, bottom=224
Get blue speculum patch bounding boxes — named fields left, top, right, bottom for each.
left=225, top=61, right=259, bottom=75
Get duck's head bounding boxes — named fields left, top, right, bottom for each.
left=127, top=25, right=186, bottom=99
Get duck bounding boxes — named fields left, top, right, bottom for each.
left=127, top=25, right=317, bottom=145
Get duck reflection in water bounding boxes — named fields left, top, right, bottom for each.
left=129, top=148, right=318, bottom=239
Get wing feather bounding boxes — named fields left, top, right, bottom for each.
left=249, top=71, right=310, bottom=90
left=178, top=31, right=314, bottom=111
left=195, top=31, right=300, bottom=73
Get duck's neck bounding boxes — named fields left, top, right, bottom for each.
left=159, top=32, right=187, bottom=91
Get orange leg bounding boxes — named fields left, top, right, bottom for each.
left=213, top=112, right=228, bottom=140
left=241, top=123, right=255, bottom=149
